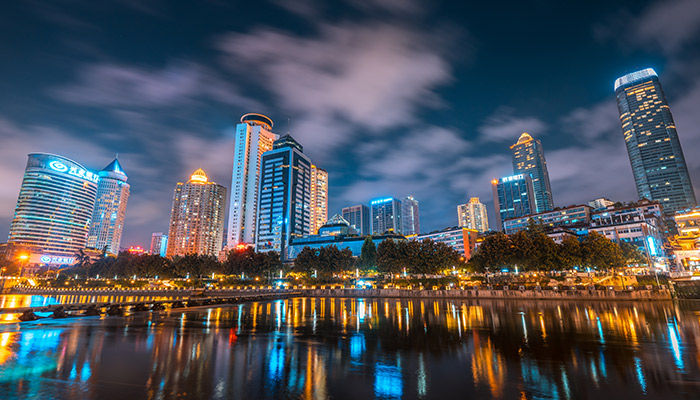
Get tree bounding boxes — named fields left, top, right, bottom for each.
left=468, top=232, right=513, bottom=272
left=293, top=247, right=322, bottom=276
left=620, top=242, right=648, bottom=267
left=558, top=236, right=582, bottom=269
left=377, top=238, right=403, bottom=274
left=581, top=232, right=624, bottom=270
left=74, top=249, right=92, bottom=268
left=356, top=236, right=377, bottom=271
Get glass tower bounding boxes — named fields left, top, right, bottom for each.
left=342, top=204, right=370, bottom=236
left=87, top=158, right=130, bottom=255
left=401, top=195, right=420, bottom=236
left=492, top=174, right=536, bottom=231
left=510, top=132, right=553, bottom=213
left=615, top=68, right=696, bottom=215
left=370, top=197, right=403, bottom=235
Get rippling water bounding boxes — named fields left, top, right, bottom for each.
left=0, top=295, right=699, bottom=399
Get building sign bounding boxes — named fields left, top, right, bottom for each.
left=371, top=197, right=393, bottom=205
left=39, top=255, right=76, bottom=265
left=49, top=160, right=99, bottom=183
left=501, top=174, right=524, bottom=183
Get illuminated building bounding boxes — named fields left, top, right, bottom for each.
left=149, top=232, right=168, bottom=257
left=615, top=69, right=696, bottom=215
left=310, top=165, right=328, bottom=235
left=7, top=153, right=99, bottom=266
left=401, top=196, right=420, bottom=235
left=255, top=135, right=311, bottom=260
left=588, top=197, right=615, bottom=211
left=227, top=113, right=279, bottom=247
left=503, top=204, right=592, bottom=234
left=342, top=204, right=370, bottom=236
left=412, top=226, right=478, bottom=260
left=128, top=246, right=145, bottom=255
left=511, top=132, right=553, bottom=213
left=668, top=207, right=700, bottom=269
left=86, top=158, right=129, bottom=255
left=674, top=207, right=700, bottom=236
left=370, top=197, right=403, bottom=235
left=166, top=169, right=226, bottom=257
left=457, top=197, right=489, bottom=233
left=492, top=174, right=535, bottom=231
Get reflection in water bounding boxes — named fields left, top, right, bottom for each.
left=0, top=297, right=699, bottom=399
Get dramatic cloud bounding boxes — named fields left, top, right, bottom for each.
left=477, top=108, right=547, bottom=143
left=560, top=99, right=620, bottom=143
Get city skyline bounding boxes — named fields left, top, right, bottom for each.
left=1, top=0, right=700, bottom=247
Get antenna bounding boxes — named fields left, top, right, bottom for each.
left=287, top=117, right=291, bottom=135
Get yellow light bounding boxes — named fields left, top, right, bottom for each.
left=18, top=254, right=29, bottom=261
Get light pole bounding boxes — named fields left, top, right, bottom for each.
left=18, top=254, right=29, bottom=278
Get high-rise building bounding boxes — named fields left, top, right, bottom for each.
left=310, top=165, right=328, bottom=235
left=615, top=68, right=696, bottom=215
left=492, top=174, right=536, bottom=231
left=227, top=113, right=279, bottom=247
left=255, top=135, right=312, bottom=260
left=8, top=153, right=99, bottom=265
left=457, top=197, right=489, bottom=233
left=149, top=233, right=168, bottom=257
left=342, top=204, right=370, bottom=236
left=370, top=197, right=403, bottom=235
left=87, top=159, right=130, bottom=255
left=511, top=132, right=553, bottom=213
left=166, top=169, right=226, bottom=257
left=401, top=196, right=420, bottom=235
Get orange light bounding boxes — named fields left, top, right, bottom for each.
left=18, top=254, right=29, bottom=261
left=235, top=243, right=248, bottom=251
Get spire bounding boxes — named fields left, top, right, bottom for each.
left=189, top=168, right=208, bottom=183
left=102, top=158, right=127, bottom=176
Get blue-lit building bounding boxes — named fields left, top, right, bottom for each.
left=511, top=132, right=554, bottom=213
left=255, top=135, right=312, bottom=260
left=149, top=232, right=168, bottom=257
left=492, top=174, right=536, bottom=231
left=503, top=204, right=592, bottom=234
left=401, top=195, right=420, bottom=235
left=342, top=204, right=370, bottom=236
left=370, top=197, right=403, bottom=235
left=615, top=68, right=696, bottom=215
left=87, top=159, right=130, bottom=255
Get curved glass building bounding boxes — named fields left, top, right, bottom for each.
left=87, top=158, right=130, bottom=255
left=8, top=153, right=99, bottom=264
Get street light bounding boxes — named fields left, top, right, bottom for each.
left=18, top=254, right=29, bottom=277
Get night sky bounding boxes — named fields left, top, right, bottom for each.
left=1, top=0, right=699, bottom=248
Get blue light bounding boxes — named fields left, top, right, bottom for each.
left=374, top=363, right=403, bottom=399
left=647, top=236, right=657, bottom=256
left=371, top=197, right=393, bottom=205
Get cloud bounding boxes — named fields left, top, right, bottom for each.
left=477, top=108, right=547, bottom=143
left=560, top=99, right=620, bottom=143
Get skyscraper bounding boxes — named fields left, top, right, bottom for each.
left=370, top=197, right=403, bottom=235
left=8, top=153, right=99, bottom=265
left=227, top=113, right=279, bottom=247
left=510, top=132, right=553, bottom=213
left=457, top=197, right=489, bottom=233
left=87, top=158, right=130, bottom=255
left=342, top=204, right=370, bottom=236
left=401, top=195, right=420, bottom=235
left=310, top=165, right=328, bottom=235
left=615, top=68, right=696, bottom=215
left=255, top=135, right=312, bottom=260
left=149, top=232, right=168, bottom=257
left=166, top=169, right=226, bottom=257
left=492, top=174, right=536, bottom=231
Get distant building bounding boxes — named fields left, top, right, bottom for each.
left=615, top=68, right=696, bottom=215
left=412, top=226, right=479, bottom=260
left=149, top=233, right=168, bottom=257
left=227, top=113, right=279, bottom=247
left=511, top=132, right=554, bottom=213
left=492, top=174, right=536, bottom=231
left=588, top=198, right=615, bottom=211
left=255, top=135, right=312, bottom=260
left=128, top=246, right=145, bottom=255
left=668, top=207, right=700, bottom=270
left=457, top=197, right=489, bottom=233
left=310, top=165, right=328, bottom=235
left=166, top=169, right=226, bottom=257
left=503, top=205, right=592, bottom=235
left=546, top=228, right=578, bottom=244
left=87, top=159, right=130, bottom=255
left=370, top=197, right=403, bottom=235
left=342, top=205, right=371, bottom=236
left=401, top=196, right=420, bottom=236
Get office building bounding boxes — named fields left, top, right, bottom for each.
left=255, top=135, right=312, bottom=260
left=310, top=165, right=328, bottom=235
left=227, top=113, right=279, bottom=247
left=511, top=132, right=554, bottom=213
left=370, top=197, right=403, bottom=235
left=503, top=204, right=592, bottom=234
left=457, top=197, right=489, bottom=233
left=401, top=195, right=420, bottom=236
left=166, top=169, right=226, bottom=257
left=492, top=174, right=536, bottom=231
left=412, top=227, right=479, bottom=260
left=86, top=158, right=130, bottom=255
left=342, top=204, right=370, bottom=236
left=615, top=68, right=696, bottom=215
left=149, top=233, right=168, bottom=257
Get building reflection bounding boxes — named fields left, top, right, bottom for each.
left=0, top=297, right=700, bottom=399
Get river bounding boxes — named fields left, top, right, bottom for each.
left=0, top=295, right=699, bottom=399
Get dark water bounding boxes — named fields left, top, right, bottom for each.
left=1, top=296, right=700, bottom=399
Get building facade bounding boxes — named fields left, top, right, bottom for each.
left=8, top=153, right=99, bottom=266
left=370, top=197, right=403, bottom=235
left=457, top=197, right=489, bottom=233
left=615, top=68, right=696, bottom=215
left=149, top=232, right=168, bottom=257
left=412, top=227, right=479, bottom=260
left=492, top=174, right=536, bottom=231
left=87, top=159, right=130, bottom=255
left=503, top=204, right=592, bottom=234
left=342, top=204, right=370, bottom=236
left=511, top=132, right=554, bottom=213
left=309, top=165, right=328, bottom=235
left=669, top=207, right=700, bottom=270
left=588, top=197, right=615, bottom=211
left=166, top=169, right=226, bottom=257
left=227, top=113, right=279, bottom=247
left=401, top=196, right=420, bottom=236
left=255, top=135, right=312, bottom=260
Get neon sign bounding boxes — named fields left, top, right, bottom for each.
left=501, top=174, right=524, bottom=183
left=49, top=160, right=99, bottom=183
left=371, top=197, right=393, bottom=205
left=40, top=255, right=75, bottom=265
